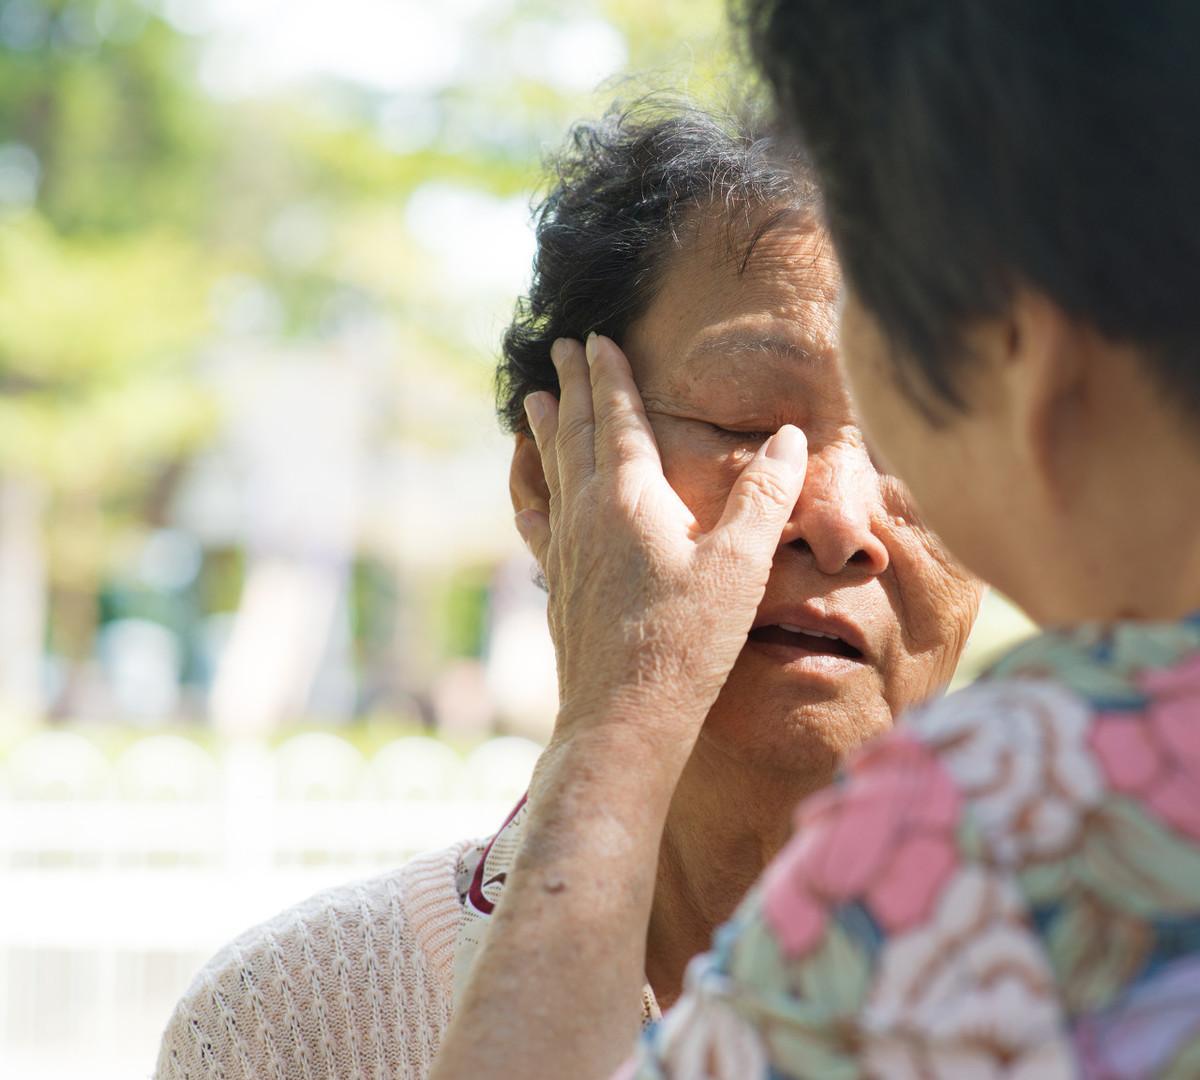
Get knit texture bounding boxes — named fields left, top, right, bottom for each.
left=155, top=839, right=475, bottom=1080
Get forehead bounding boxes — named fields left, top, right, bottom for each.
left=624, top=213, right=842, bottom=396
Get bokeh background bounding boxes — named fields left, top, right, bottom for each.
left=0, top=2, right=1035, bottom=1076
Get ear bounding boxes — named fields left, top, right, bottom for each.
left=1000, top=290, right=1090, bottom=508
left=510, top=432, right=550, bottom=515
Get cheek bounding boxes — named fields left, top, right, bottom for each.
left=885, top=445, right=997, bottom=597
left=883, top=524, right=982, bottom=672
left=659, top=440, right=748, bottom=531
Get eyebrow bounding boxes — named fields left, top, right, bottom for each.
left=684, top=331, right=818, bottom=371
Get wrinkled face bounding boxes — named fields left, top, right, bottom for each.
left=623, top=213, right=982, bottom=779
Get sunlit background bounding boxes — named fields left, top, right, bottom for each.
left=0, top=2, right=1035, bottom=1077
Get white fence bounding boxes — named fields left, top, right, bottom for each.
left=0, top=730, right=542, bottom=1080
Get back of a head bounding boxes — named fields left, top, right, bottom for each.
left=740, top=0, right=1200, bottom=417
left=496, top=98, right=817, bottom=434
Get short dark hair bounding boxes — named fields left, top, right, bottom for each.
left=496, top=99, right=818, bottom=434
left=739, top=0, right=1200, bottom=418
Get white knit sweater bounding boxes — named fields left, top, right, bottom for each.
left=155, top=839, right=475, bottom=1080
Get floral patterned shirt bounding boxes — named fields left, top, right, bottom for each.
left=623, top=614, right=1200, bottom=1079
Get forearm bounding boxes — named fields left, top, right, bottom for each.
left=432, top=336, right=808, bottom=1078
left=432, top=725, right=689, bottom=1080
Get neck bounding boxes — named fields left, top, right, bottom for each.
left=644, top=737, right=821, bottom=1009
left=1073, top=500, right=1200, bottom=624
left=1036, top=386, right=1200, bottom=625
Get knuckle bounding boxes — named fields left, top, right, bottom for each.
left=592, top=408, right=626, bottom=442
left=704, top=531, right=757, bottom=579
left=555, top=415, right=593, bottom=451
left=595, top=412, right=645, bottom=461
left=738, top=465, right=793, bottom=508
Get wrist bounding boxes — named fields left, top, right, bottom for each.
left=520, top=721, right=686, bottom=864
left=553, top=690, right=705, bottom=766
left=541, top=710, right=693, bottom=799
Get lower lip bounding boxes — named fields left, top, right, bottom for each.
left=744, top=637, right=866, bottom=676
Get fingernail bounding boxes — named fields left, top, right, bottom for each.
left=513, top=510, right=533, bottom=543
left=550, top=338, right=570, bottom=368
left=765, top=425, right=806, bottom=467
left=525, top=393, right=547, bottom=430
left=585, top=332, right=600, bottom=366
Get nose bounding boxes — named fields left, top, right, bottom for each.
left=778, top=444, right=890, bottom=576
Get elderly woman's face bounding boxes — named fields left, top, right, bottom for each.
left=622, top=214, right=982, bottom=776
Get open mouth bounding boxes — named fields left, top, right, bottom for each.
left=747, top=623, right=864, bottom=660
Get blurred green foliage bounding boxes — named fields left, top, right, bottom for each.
left=0, top=0, right=219, bottom=671
left=0, top=0, right=738, bottom=703
left=0, top=0, right=215, bottom=232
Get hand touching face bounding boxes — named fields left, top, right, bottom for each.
left=510, top=213, right=981, bottom=783
left=621, top=217, right=981, bottom=777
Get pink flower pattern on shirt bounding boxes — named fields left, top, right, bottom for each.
left=1090, top=653, right=1200, bottom=843
left=625, top=615, right=1200, bottom=1080
left=761, top=735, right=960, bottom=958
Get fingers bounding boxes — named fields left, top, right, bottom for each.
left=524, top=390, right=561, bottom=506
left=530, top=333, right=659, bottom=498
left=706, top=424, right=808, bottom=564
left=551, top=337, right=595, bottom=490
left=586, top=334, right=661, bottom=474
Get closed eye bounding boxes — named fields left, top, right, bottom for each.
left=709, top=424, right=775, bottom=443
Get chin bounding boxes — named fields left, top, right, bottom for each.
left=700, top=668, right=895, bottom=782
